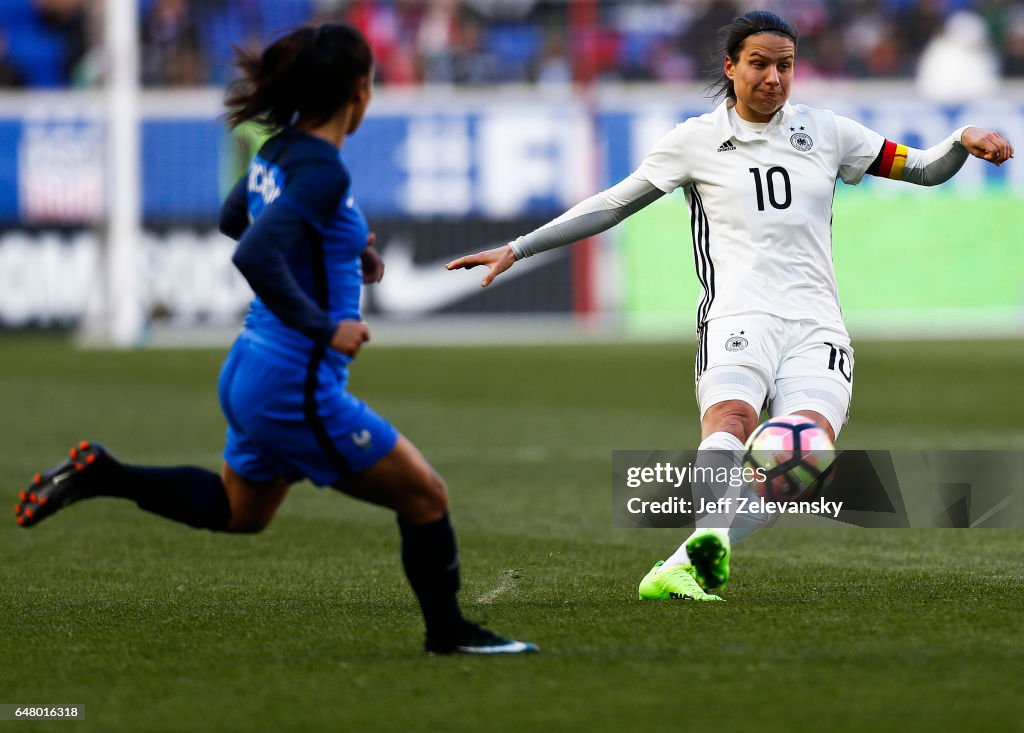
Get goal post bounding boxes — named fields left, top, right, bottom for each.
left=90, top=0, right=145, bottom=347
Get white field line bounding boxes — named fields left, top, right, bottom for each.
left=476, top=569, right=521, bottom=605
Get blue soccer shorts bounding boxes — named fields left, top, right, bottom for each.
left=218, top=334, right=398, bottom=486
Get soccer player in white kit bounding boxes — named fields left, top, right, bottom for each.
left=447, top=11, right=1014, bottom=601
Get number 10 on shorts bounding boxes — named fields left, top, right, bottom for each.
left=824, top=342, right=853, bottom=383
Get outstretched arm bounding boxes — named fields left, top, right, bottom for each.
left=868, top=126, right=1014, bottom=186
left=446, top=175, right=665, bottom=287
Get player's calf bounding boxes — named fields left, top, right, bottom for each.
left=16, top=442, right=233, bottom=531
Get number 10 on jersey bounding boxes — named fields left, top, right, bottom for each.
left=749, top=167, right=792, bottom=211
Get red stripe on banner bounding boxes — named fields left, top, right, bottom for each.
left=878, top=140, right=897, bottom=178
left=573, top=236, right=596, bottom=317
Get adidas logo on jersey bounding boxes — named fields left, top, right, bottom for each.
left=716, top=140, right=737, bottom=153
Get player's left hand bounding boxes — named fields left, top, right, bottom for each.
left=961, top=127, right=1014, bottom=166
left=361, top=232, right=384, bottom=284
left=330, top=320, right=370, bottom=357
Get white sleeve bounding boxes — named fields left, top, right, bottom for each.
left=834, top=114, right=885, bottom=185
left=900, top=127, right=971, bottom=186
left=509, top=176, right=665, bottom=259
left=634, top=124, right=692, bottom=193
left=835, top=115, right=973, bottom=187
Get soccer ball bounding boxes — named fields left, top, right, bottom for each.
left=742, top=415, right=836, bottom=502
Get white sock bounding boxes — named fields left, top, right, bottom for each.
left=662, top=432, right=745, bottom=570
left=727, top=497, right=774, bottom=545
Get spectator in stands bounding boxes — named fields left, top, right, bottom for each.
left=684, top=0, right=741, bottom=79
left=1000, top=6, right=1024, bottom=77
left=0, top=32, right=27, bottom=88
left=896, top=0, right=947, bottom=57
left=142, top=0, right=208, bottom=86
left=647, top=36, right=697, bottom=82
left=417, top=0, right=459, bottom=83
left=917, top=10, right=1000, bottom=101
left=342, top=0, right=419, bottom=84
left=450, top=16, right=503, bottom=84
left=838, top=0, right=905, bottom=76
left=5, top=0, right=1023, bottom=90
left=33, top=0, right=89, bottom=83
left=531, top=30, right=572, bottom=85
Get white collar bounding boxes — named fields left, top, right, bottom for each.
left=712, top=98, right=793, bottom=143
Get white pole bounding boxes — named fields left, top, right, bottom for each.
left=105, top=0, right=144, bottom=346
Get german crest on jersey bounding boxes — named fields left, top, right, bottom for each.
left=790, top=129, right=814, bottom=152
left=725, top=333, right=748, bottom=352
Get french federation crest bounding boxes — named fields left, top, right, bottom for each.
left=790, top=132, right=814, bottom=152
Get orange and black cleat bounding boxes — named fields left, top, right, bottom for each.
left=15, top=442, right=116, bottom=528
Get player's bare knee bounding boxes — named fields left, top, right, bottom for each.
left=703, top=401, right=759, bottom=441
left=793, top=410, right=836, bottom=442
left=220, top=469, right=287, bottom=534
left=226, top=513, right=271, bottom=534
left=396, top=468, right=447, bottom=522
left=418, top=469, right=449, bottom=516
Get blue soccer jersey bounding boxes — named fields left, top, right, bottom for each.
left=222, top=127, right=367, bottom=369
left=217, top=127, right=397, bottom=485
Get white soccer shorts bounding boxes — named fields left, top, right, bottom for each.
left=694, top=314, right=854, bottom=437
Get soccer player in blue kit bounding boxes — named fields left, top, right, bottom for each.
left=15, top=23, right=536, bottom=656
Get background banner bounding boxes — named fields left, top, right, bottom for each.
left=0, top=88, right=1021, bottom=333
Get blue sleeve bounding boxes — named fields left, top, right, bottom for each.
left=219, top=176, right=249, bottom=240
left=231, top=162, right=348, bottom=345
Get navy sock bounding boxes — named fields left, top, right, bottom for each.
left=100, top=463, right=232, bottom=531
left=397, top=513, right=465, bottom=640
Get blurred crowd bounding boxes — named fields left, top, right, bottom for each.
left=2, top=0, right=1024, bottom=89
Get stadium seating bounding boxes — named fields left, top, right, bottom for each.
left=1, top=2, right=70, bottom=88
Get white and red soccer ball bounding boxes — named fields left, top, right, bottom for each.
left=742, top=415, right=837, bottom=502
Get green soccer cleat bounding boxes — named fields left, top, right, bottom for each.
left=685, top=528, right=731, bottom=591
left=638, top=561, right=724, bottom=601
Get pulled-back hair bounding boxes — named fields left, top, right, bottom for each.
left=225, top=23, right=373, bottom=131
left=707, top=11, right=798, bottom=102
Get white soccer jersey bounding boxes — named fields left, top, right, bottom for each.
left=635, top=99, right=885, bottom=333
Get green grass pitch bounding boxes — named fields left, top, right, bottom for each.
left=2, top=335, right=1022, bottom=731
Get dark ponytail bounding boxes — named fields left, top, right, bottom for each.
left=707, top=11, right=798, bottom=102
left=225, top=23, right=373, bottom=131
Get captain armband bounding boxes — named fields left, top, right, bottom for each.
left=866, top=140, right=910, bottom=181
